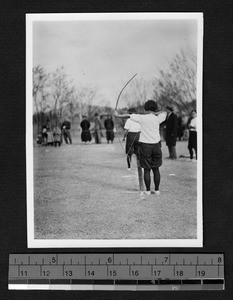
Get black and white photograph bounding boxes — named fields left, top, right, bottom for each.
left=26, top=13, right=203, bottom=248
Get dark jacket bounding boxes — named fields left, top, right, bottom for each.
left=80, top=119, right=90, bottom=131
left=104, top=118, right=114, bottom=130
left=165, top=112, right=178, bottom=146
left=62, top=121, right=71, bottom=130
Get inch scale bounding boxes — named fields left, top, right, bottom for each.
left=9, top=253, right=224, bottom=291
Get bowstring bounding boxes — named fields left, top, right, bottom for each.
left=114, top=73, right=137, bottom=156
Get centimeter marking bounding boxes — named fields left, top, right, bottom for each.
left=9, top=253, right=224, bottom=265
left=9, top=253, right=224, bottom=279
left=8, top=253, right=225, bottom=291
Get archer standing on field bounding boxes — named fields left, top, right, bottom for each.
left=114, top=100, right=167, bottom=196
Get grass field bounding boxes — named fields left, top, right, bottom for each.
left=33, top=136, right=197, bottom=240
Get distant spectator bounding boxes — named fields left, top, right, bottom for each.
left=165, top=105, right=178, bottom=159
left=80, top=116, right=92, bottom=144
left=41, top=119, right=50, bottom=145
left=36, top=133, right=43, bottom=145
left=47, top=130, right=54, bottom=146
left=104, top=115, right=114, bottom=143
left=62, top=120, right=72, bottom=145
left=93, top=113, right=102, bottom=144
left=187, top=110, right=197, bottom=161
left=53, top=126, right=61, bottom=147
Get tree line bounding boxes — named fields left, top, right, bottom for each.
left=33, top=46, right=197, bottom=133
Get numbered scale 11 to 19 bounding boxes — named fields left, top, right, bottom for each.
left=9, top=253, right=224, bottom=291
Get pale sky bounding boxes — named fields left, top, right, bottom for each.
left=33, top=17, right=198, bottom=107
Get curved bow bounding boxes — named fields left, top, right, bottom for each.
left=115, top=73, right=137, bottom=110
left=114, top=73, right=137, bottom=153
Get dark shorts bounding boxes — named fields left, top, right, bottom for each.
left=126, top=132, right=140, bottom=156
left=139, top=142, right=162, bottom=169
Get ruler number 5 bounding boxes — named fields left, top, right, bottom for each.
left=51, top=257, right=56, bottom=264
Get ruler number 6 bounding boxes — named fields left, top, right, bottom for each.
left=107, top=257, right=113, bottom=264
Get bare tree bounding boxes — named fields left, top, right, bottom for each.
left=76, top=86, right=99, bottom=120
left=152, top=46, right=197, bottom=113
left=50, top=66, right=74, bottom=126
left=33, top=66, right=50, bottom=132
left=62, top=90, right=81, bottom=134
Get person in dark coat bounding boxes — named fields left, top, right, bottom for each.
left=104, top=115, right=114, bottom=143
left=80, top=116, right=92, bottom=144
left=165, top=105, right=178, bottom=159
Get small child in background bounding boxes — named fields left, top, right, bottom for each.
left=53, top=126, right=61, bottom=147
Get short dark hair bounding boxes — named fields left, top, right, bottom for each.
left=144, top=100, right=157, bottom=112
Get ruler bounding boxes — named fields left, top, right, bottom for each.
left=8, top=253, right=224, bottom=291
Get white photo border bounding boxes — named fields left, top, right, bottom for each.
left=26, top=12, right=203, bottom=248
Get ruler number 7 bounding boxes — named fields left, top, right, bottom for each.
left=163, top=256, right=169, bottom=263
